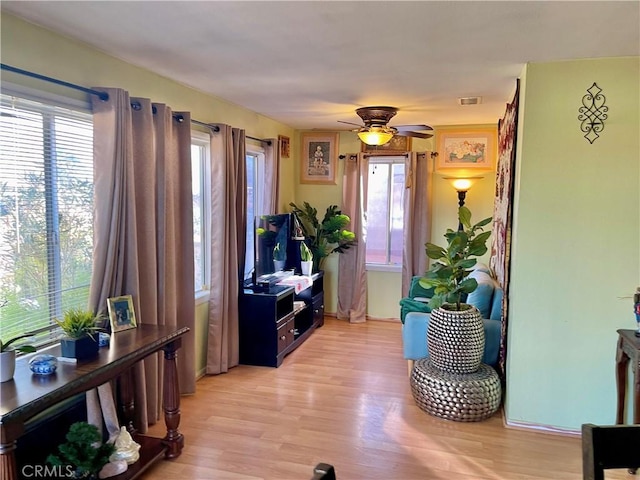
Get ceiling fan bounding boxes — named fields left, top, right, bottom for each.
left=338, top=106, right=433, bottom=146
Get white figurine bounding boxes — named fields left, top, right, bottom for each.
left=109, top=426, right=141, bottom=465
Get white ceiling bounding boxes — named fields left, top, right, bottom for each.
left=2, top=1, right=639, bottom=130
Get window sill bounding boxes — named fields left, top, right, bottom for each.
left=195, top=290, right=210, bottom=306
left=366, top=264, right=402, bottom=273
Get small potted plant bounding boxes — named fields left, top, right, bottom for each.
left=300, top=242, right=313, bottom=276
left=56, top=308, right=103, bottom=360
left=273, top=242, right=286, bottom=272
left=0, top=333, right=36, bottom=382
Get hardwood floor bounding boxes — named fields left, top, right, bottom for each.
left=143, top=318, right=628, bottom=479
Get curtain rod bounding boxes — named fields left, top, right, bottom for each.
left=190, top=118, right=271, bottom=146
left=2, top=63, right=272, bottom=146
left=1, top=63, right=110, bottom=101
left=339, top=152, right=438, bottom=160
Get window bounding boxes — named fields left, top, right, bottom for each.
left=365, top=156, right=405, bottom=270
left=0, top=91, right=94, bottom=348
left=244, top=148, right=265, bottom=282
left=191, top=132, right=210, bottom=296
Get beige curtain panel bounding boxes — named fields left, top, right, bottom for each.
left=206, top=125, right=246, bottom=374
left=91, top=88, right=196, bottom=432
left=401, top=152, right=434, bottom=297
left=337, top=153, right=368, bottom=323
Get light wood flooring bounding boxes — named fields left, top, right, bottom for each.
left=143, top=318, right=630, bottom=480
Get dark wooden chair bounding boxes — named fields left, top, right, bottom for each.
left=582, top=423, right=640, bottom=479
left=311, top=463, right=336, bottom=480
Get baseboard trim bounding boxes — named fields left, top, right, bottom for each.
left=504, top=418, right=580, bottom=437
left=366, top=316, right=401, bottom=323
left=323, top=312, right=401, bottom=323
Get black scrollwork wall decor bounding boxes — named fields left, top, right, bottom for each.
left=578, top=83, right=608, bottom=144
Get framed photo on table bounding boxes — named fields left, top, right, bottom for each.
left=107, top=295, right=137, bottom=332
left=361, top=135, right=411, bottom=154
left=437, top=128, right=497, bottom=170
left=300, top=132, right=339, bottom=185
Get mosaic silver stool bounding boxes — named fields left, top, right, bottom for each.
left=410, top=358, right=501, bottom=422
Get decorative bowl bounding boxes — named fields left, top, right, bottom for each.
left=99, top=332, right=110, bottom=347
left=29, top=354, right=58, bottom=375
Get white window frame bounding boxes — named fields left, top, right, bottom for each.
left=245, top=145, right=265, bottom=283
left=0, top=84, right=94, bottom=349
left=365, top=155, right=405, bottom=273
left=191, top=132, right=211, bottom=304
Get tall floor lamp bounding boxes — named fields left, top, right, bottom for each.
left=446, top=177, right=483, bottom=231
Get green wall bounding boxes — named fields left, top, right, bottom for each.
left=506, top=57, right=640, bottom=431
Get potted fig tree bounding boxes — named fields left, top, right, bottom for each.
left=56, top=308, right=103, bottom=360
left=419, top=206, right=492, bottom=373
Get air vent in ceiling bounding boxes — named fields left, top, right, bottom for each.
left=458, top=96, right=482, bottom=106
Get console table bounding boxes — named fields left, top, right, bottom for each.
left=615, top=329, right=640, bottom=424
left=0, top=324, right=188, bottom=480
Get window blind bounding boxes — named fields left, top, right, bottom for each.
left=0, top=93, right=94, bottom=350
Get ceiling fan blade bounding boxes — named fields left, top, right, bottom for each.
left=402, top=131, right=434, bottom=139
left=393, top=124, right=434, bottom=132
left=337, top=120, right=364, bottom=128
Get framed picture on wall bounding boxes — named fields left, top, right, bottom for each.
left=278, top=135, right=290, bottom=158
left=361, top=135, right=411, bottom=154
left=437, top=128, right=497, bottom=170
left=107, top=295, right=138, bottom=333
left=300, top=132, right=339, bottom=185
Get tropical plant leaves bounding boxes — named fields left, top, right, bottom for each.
left=419, top=207, right=492, bottom=310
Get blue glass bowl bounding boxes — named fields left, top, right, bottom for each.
left=99, top=332, right=110, bottom=347
left=29, top=354, right=58, bottom=375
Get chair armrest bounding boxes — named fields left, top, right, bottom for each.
left=402, top=312, right=430, bottom=360
left=482, top=319, right=501, bottom=366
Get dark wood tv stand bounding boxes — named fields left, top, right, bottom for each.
left=239, top=271, right=324, bottom=367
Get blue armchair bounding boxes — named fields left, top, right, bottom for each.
left=401, top=268, right=503, bottom=374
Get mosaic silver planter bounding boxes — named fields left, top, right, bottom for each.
left=427, top=304, right=484, bottom=374
left=411, top=358, right=501, bottom=422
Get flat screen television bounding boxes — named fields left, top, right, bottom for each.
left=253, top=213, right=304, bottom=286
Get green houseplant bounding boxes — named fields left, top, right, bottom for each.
left=300, top=242, right=313, bottom=276
left=0, top=333, right=36, bottom=382
left=419, top=206, right=492, bottom=311
left=56, top=308, right=103, bottom=360
left=418, top=206, right=492, bottom=374
left=289, top=202, right=356, bottom=272
left=272, top=242, right=286, bottom=271
left=47, top=421, right=116, bottom=479
left=0, top=333, right=36, bottom=354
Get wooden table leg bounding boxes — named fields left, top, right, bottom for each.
left=162, top=339, right=183, bottom=458
left=118, top=367, right=137, bottom=434
left=616, top=335, right=629, bottom=424
left=0, top=440, right=18, bottom=480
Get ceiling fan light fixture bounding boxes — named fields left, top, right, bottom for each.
left=357, top=126, right=394, bottom=146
